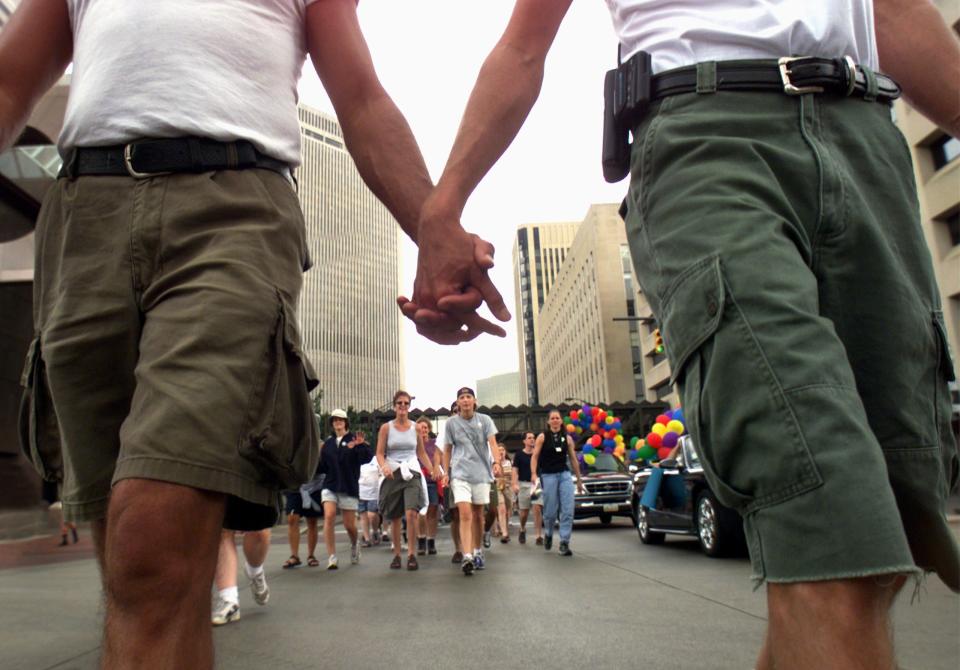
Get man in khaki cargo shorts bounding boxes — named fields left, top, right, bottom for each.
left=399, top=1, right=960, bottom=668
left=0, top=1, right=508, bottom=668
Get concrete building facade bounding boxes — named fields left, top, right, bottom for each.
left=512, top=221, right=579, bottom=405
left=894, top=1, right=960, bottom=373
left=475, top=371, right=522, bottom=408
left=296, top=105, right=404, bottom=412
left=536, top=204, right=645, bottom=406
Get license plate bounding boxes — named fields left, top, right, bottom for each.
left=603, top=504, right=619, bottom=512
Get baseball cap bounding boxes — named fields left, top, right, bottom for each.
left=456, top=386, right=476, bottom=398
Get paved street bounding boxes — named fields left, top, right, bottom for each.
left=1, top=517, right=958, bottom=670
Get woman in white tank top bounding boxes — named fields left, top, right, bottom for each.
left=375, top=390, right=433, bottom=570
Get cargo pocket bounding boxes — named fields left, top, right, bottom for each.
left=18, top=336, right=63, bottom=482
left=933, top=311, right=958, bottom=492
left=661, top=256, right=821, bottom=514
left=238, top=293, right=321, bottom=490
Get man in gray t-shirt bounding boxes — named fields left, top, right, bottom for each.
left=441, top=387, right=501, bottom=575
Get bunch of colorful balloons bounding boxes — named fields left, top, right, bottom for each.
left=638, top=408, right=686, bottom=460
left=564, top=405, right=627, bottom=464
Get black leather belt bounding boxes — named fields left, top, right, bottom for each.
left=650, top=56, right=901, bottom=103
left=58, top=137, right=291, bottom=179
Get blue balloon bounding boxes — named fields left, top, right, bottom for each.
left=603, top=439, right=615, bottom=448
left=604, top=446, right=614, bottom=454
left=673, top=408, right=684, bottom=423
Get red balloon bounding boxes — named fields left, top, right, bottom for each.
left=591, top=406, right=601, bottom=416
left=598, top=411, right=607, bottom=422
left=569, top=410, right=578, bottom=419
left=590, top=435, right=602, bottom=447
left=609, top=429, right=618, bottom=437
left=657, top=446, right=673, bottom=460
left=646, top=432, right=663, bottom=448
left=656, top=414, right=671, bottom=426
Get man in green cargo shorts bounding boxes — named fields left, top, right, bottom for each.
left=398, top=1, right=960, bottom=668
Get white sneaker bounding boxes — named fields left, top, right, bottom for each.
left=327, top=554, right=339, bottom=570
left=350, top=542, right=361, bottom=565
left=249, top=572, right=269, bottom=606
left=211, top=598, right=240, bottom=626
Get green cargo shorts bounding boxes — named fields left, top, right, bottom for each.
left=623, top=73, right=959, bottom=590
left=19, top=168, right=320, bottom=526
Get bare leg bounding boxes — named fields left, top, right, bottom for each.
left=533, top=505, right=543, bottom=539
left=306, top=518, right=318, bottom=557
left=450, top=509, right=462, bottom=553
left=456, top=502, right=475, bottom=556
left=101, top=479, right=225, bottom=670
left=214, top=531, right=238, bottom=591
left=519, top=508, right=529, bottom=533
left=323, top=502, right=337, bottom=558
left=360, top=510, right=370, bottom=542
left=498, top=501, right=509, bottom=538
left=390, top=518, right=402, bottom=557
left=404, top=509, right=418, bottom=557
left=761, top=575, right=908, bottom=670
left=472, top=504, right=484, bottom=551
left=242, top=529, right=270, bottom=569
left=286, top=513, right=300, bottom=560
left=91, top=518, right=108, bottom=577
left=342, top=510, right=358, bottom=545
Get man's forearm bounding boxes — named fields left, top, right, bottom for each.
left=0, top=90, right=29, bottom=154
left=876, top=0, right=960, bottom=136
left=339, top=92, right=434, bottom=244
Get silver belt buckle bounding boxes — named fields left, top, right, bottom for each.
left=777, top=57, right=825, bottom=96
left=124, top=143, right=172, bottom=179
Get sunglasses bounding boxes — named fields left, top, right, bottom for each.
left=395, top=400, right=410, bottom=407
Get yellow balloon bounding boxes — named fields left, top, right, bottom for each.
left=615, top=434, right=624, bottom=443
left=584, top=453, right=596, bottom=465
left=651, top=423, right=667, bottom=436
left=605, top=416, right=614, bottom=425
left=667, top=420, right=685, bottom=435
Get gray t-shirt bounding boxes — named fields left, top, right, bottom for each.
left=445, top=413, right=497, bottom=484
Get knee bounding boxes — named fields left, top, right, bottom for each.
left=287, top=512, right=300, bottom=525
left=768, top=575, right=907, bottom=627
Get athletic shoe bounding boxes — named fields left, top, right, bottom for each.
left=417, top=537, right=427, bottom=556
left=249, top=572, right=270, bottom=605
left=327, top=554, right=339, bottom=570
left=473, top=551, right=485, bottom=570
left=211, top=598, right=240, bottom=626
left=535, top=536, right=543, bottom=546
left=350, top=543, right=361, bottom=565
left=427, top=538, right=437, bottom=555
left=559, top=541, right=572, bottom=556
left=381, top=532, right=390, bottom=543
left=544, top=535, right=553, bottom=551
left=451, top=551, right=463, bottom=563
left=461, top=556, right=475, bottom=576
left=360, top=538, right=372, bottom=548
left=483, top=531, right=492, bottom=549
left=519, top=530, right=526, bottom=544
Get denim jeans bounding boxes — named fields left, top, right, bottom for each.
left=541, top=471, right=574, bottom=542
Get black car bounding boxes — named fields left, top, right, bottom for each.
left=575, top=452, right=634, bottom=524
left=630, top=436, right=746, bottom=557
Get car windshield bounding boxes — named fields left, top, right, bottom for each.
left=582, top=452, right=627, bottom=474
left=681, top=437, right=702, bottom=470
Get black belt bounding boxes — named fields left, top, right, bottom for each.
left=650, top=56, right=900, bottom=103
left=59, top=137, right=291, bottom=179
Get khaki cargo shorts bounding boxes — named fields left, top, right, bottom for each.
left=20, top=168, right=320, bottom=526
left=623, top=76, right=959, bottom=589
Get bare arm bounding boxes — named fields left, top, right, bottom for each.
left=875, top=0, right=960, bottom=136
left=0, top=0, right=73, bottom=153
left=306, top=0, right=506, bottom=343
left=416, top=432, right=432, bottom=473
left=530, top=434, right=544, bottom=487
left=375, top=423, right=392, bottom=478
left=442, top=442, right=452, bottom=485
left=419, top=1, right=572, bottom=243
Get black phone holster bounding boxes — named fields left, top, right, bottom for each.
left=602, top=50, right=653, bottom=183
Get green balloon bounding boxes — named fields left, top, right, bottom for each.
left=637, top=445, right=656, bottom=459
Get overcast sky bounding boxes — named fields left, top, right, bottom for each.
left=297, top=1, right=627, bottom=410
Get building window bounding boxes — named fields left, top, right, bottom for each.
left=655, top=383, right=673, bottom=401
left=938, top=209, right=960, bottom=248
left=931, top=135, right=960, bottom=170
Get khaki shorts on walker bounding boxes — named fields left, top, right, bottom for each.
left=517, top=481, right=543, bottom=510
left=321, top=489, right=359, bottom=511
left=623, top=80, right=959, bottom=589
left=19, top=168, right=320, bottom=525
left=451, top=479, right=490, bottom=505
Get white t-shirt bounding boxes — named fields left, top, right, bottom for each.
left=59, top=0, right=319, bottom=166
left=604, top=0, right=878, bottom=74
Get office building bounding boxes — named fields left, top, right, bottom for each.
left=296, top=105, right=404, bottom=412
left=476, top=371, right=522, bottom=408
left=513, top=221, right=579, bottom=405
left=536, top=204, right=645, bottom=406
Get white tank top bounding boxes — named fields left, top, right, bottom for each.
left=386, top=421, right=418, bottom=465
left=59, top=0, right=319, bottom=165
left=603, top=0, right=878, bottom=74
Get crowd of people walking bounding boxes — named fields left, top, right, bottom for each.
left=211, top=387, right=586, bottom=624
